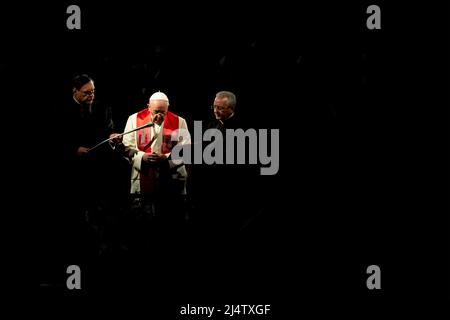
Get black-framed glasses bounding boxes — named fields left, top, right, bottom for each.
left=81, top=89, right=95, bottom=96
left=211, top=105, right=228, bottom=111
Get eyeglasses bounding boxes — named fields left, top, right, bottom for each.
left=81, top=89, right=95, bottom=96
left=211, top=105, right=228, bottom=111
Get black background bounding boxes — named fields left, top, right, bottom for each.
left=2, top=0, right=449, bottom=316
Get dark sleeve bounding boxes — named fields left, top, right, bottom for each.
left=52, top=102, right=80, bottom=162
left=105, top=106, right=115, bottom=134
left=114, top=142, right=138, bottom=159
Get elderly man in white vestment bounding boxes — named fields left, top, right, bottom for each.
left=122, top=91, right=191, bottom=226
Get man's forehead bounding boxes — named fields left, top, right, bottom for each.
left=81, top=81, right=94, bottom=89
left=150, top=100, right=168, bottom=108
left=214, top=97, right=228, bottom=104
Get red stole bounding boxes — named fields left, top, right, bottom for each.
left=136, top=109, right=179, bottom=194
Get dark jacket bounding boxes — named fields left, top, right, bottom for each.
left=191, top=113, right=261, bottom=235
left=58, top=98, right=129, bottom=208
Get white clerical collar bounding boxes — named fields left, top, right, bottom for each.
left=227, top=113, right=235, bottom=120
left=73, top=95, right=92, bottom=113
left=73, top=95, right=80, bottom=105
left=219, top=112, right=235, bottom=125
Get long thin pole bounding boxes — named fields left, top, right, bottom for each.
left=89, top=122, right=154, bottom=152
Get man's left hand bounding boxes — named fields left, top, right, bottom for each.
left=109, top=133, right=123, bottom=144
left=147, top=152, right=167, bottom=163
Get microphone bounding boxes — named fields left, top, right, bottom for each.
left=89, top=122, right=154, bottom=151
left=131, top=121, right=155, bottom=132
left=152, top=113, right=165, bottom=126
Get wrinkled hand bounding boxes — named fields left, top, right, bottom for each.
left=77, top=146, right=90, bottom=156
left=109, top=133, right=123, bottom=144
left=142, top=152, right=167, bottom=163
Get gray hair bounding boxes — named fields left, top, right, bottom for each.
left=215, top=91, right=236, bottom=110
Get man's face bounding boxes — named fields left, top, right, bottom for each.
left=73, top=81, right=95, bottom=105
left=148, top=100, right=169, bottom=125
left=213, top=97, right=233, bottom=121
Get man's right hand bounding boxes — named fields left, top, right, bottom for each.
left=142, top=152, right=166, bottom=163
left=77, top=146, right=90, bottom=156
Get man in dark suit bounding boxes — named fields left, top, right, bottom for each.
left=61, top=74, right=129, bottom=257
left=208, top=90, right=242, bottom=131
left=191, top=91, right=260, bottom=240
